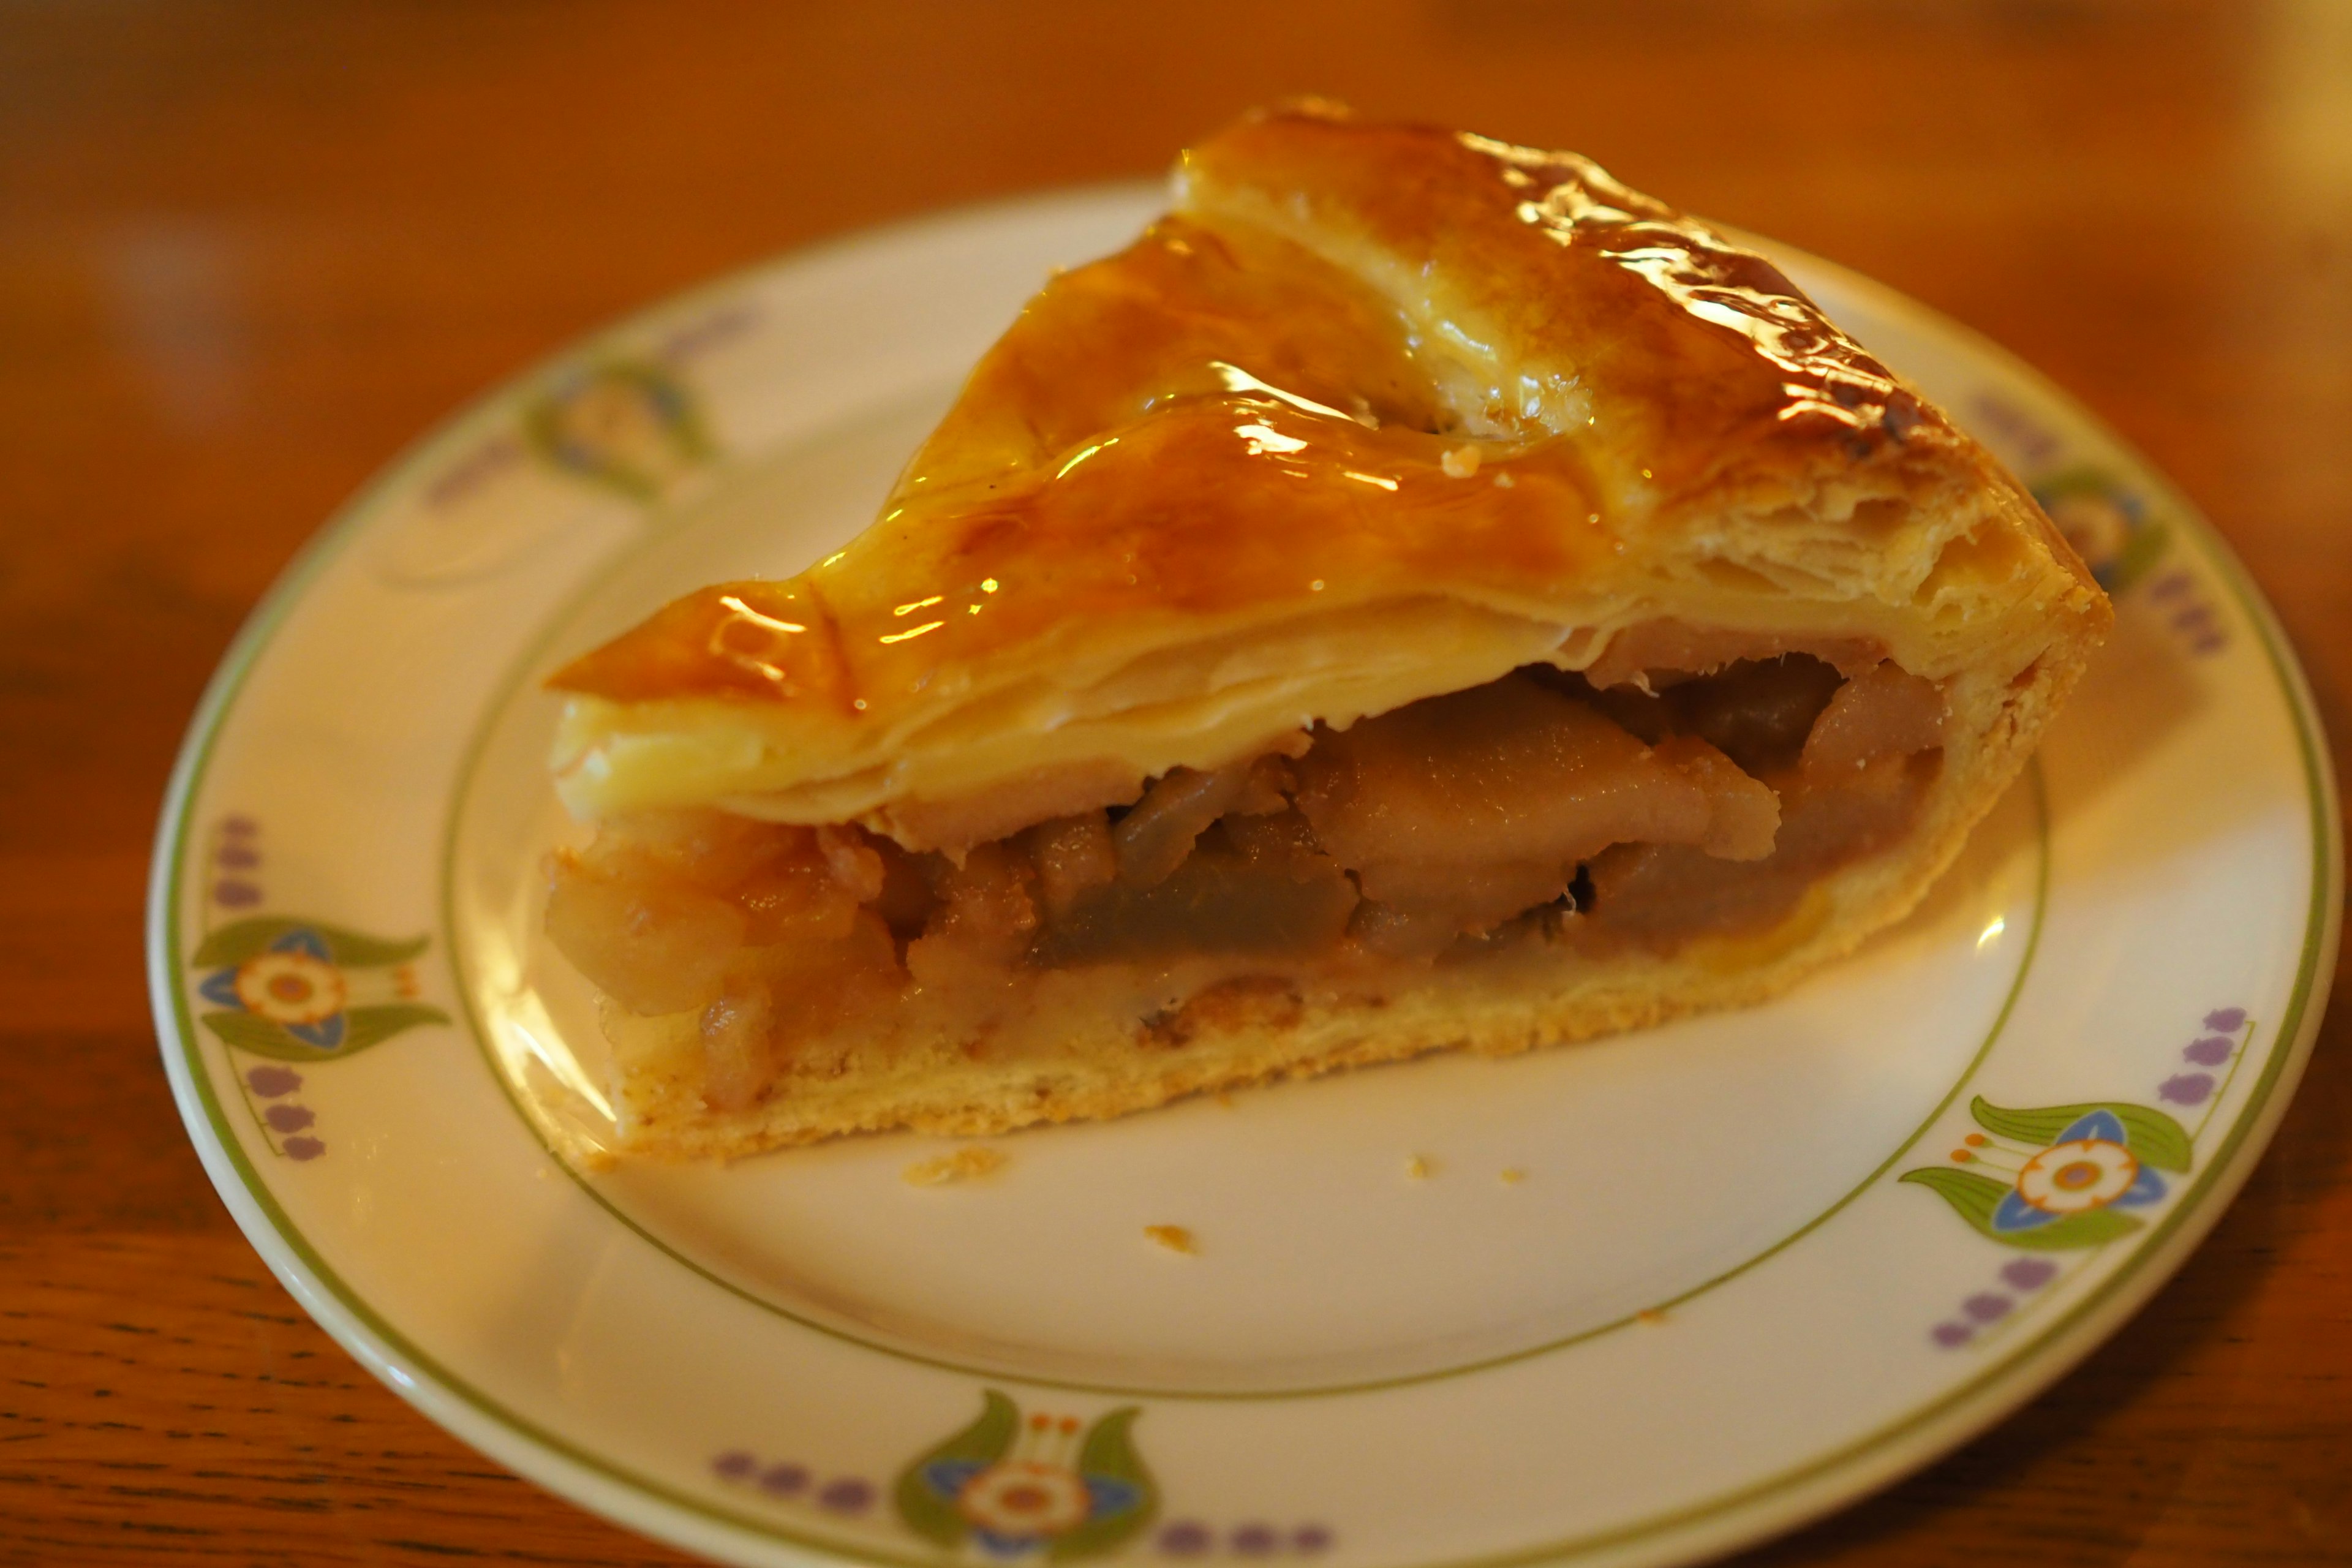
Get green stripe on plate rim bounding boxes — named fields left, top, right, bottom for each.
left=148, top=206, right=2341, bottom=1568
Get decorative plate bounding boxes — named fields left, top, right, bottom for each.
left=150, top=184, right=2339, bottom=1568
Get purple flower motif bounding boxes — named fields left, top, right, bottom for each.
left=1232, top=1525, right=1279, bottom=1556
left=2183, top=1036, right=2234, bottom=1066
left=2001, top=1259, right=2057, bottom=1291
left=425, top=435, right=526, bottom=508
left=2204, top=1008, right=2245, bottom=1032
left=247, top=1066, right=302, bottom=1098
left=221, top=815, right=258, bottom=837
left=263, top=1104, right=315, bottom=1134
left=2158, top=1073, right=2215, bottom=1106
left=283, top=1136, right=325, bottom=1161
left=1293, top=1526, right=1335, bottom=1554
left=1931, top=1322, right=1973, bottom=1348
left=216, top=844, right=260, bottom=870
left=817, top=1477, right=873, bottom=1514
left=660, top=303, right=760, bottom=362
left=1159, top=1522, right=1213, bottom=1556
left=712, top=1450, right=756, bottom=1480
left=214, top=880, right=263, bottom=908
left=759, top=1463, right=809, bottom=1496
left=1962, top=1293, right=2012, bottom=1324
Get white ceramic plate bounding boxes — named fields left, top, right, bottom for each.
left=151, top=185, right=2339, bottom=1568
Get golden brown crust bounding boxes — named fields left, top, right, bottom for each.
left=538, top=108, right=2110, bottom=1158
left=1181, top=104, right=1954, bottom=499
left=547, top=110, right=2103, bottom=836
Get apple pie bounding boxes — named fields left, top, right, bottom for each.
left=541, top=106, right=2109, bottom=1159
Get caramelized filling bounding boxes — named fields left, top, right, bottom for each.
left=546, top=654, right=1946, bottom=1107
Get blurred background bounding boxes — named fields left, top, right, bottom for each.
left=5, top=2, right=2348, bottom=1564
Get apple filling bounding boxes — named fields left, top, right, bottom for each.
left=546, top=653, right=1945, bottom=1108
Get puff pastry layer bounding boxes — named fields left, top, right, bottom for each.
left=543, top=106, right=2109, bottom=1159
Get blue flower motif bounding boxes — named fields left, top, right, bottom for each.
left=898, top=1396, right=1155, bottom=1561
left=1989, top=1109, right=2166, bottom=1234
left=523, top=360, right=711, bottom=500
left=203, top=927, right=348, bottom=1050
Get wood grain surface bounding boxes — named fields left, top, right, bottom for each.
left=4, top=2, right=2347, bottom=1563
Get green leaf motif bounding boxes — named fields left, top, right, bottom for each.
left=2002, top=1208, right=2146, bottom=1251
left=1899, top=1166, right=2008, bottom=1232
left=198, top=1009, right=312, bottom=1060
left=340, top=1004, right=451, bottom=1052
left=2110, top=519, right=2171, bottom=592
left=1969, top=1096, right=2193, bottom=1172
left=190, top=917, right=429, bottom=970
left=1052, top=1407, right=1156, bottom=1562
left=198, top=1005, right=445, bottom=1063
left=894, top=1389, right=1017, bottom=1548
left=1899, top=1167, right=2146, bottom=1251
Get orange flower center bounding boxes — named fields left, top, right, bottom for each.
left=269, top=974, right=314, bottom=1003
left=2053, top=1160, right=2103, bottom=1191
left=1000, top=1485, right=1051, bottom=1515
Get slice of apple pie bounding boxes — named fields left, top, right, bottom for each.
left=542, top=106, right=2109, bottom=1159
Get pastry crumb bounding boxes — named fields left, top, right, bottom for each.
left=1215, top=1091, right=1236, bottom=1109
left=1637, top=1308, right=1668, bottom=1325
left=1144, top=1224, right=1198, bottom=1254
left=1491, top=471, right=1515, bottom=488
left=1406, top=1154, right=1435, bottom=1180
left=903, top=1147, right=1006, bottom=1186
left=1441, top=444, right=1482, bottom=479
left=1499, top=1167, right=1526, bottom=1185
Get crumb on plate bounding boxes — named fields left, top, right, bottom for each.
left=903, top=1146, right=1006, bottom=1186
left=1406, top=1154, right=1435, bottom=1180
left=1144, top=1224, right=1198, bottom=1254
left=1499, top=1167, right=1526, bottom=1185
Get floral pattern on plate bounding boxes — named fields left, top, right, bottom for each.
left=521, top=356, right=714, bottom=501
left=895, top=1390, right=1155, bottom=1560
left=1901, top=1005, right=2255, bottom=1253
left=189, top=815, right=448, bottom=1158
left=714, top=1390, right=1338, bottom=1561
left=1910, top=1006, right=2258, bottom=1347
left=1902, top=1098, right=2188, bottom=1250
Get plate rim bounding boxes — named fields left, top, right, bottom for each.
left=146, top=182, right=2343, bottom=1568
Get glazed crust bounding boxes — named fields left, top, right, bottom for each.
left=549, top=105, right=2104, bottom=843
left=539, top=107, right=2110, bottom=1158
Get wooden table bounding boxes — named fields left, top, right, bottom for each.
left=6, top=3, right=2347, bottom=1562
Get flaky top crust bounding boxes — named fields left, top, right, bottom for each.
left=549, top=107, right=2106, bottom=831
left=1182, top=105, right=1946, bottom=496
